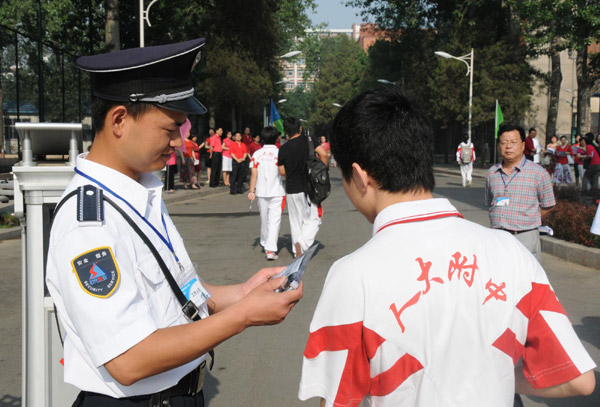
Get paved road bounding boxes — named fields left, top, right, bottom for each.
left=0, top=169, right=598, bottom=407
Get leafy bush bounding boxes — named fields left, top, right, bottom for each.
left=544, top=200, right=600, bottom=248
left=0, top=212, right=19, bottom=228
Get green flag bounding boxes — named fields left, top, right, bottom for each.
left=494, top=100, right=504, bottom=139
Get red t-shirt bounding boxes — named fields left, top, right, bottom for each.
left=230, top=142, right=248, bottom=161
left=248, top=141, right=262, bottom=157
left=210, top=134, right=223, bottom=153
left=222, top=138, right=233, bottom=158
left=183, top=139, right=195, bottom=158
left=588, top=145, right=600, bottom=166
left=242, top=134, right=253, bottom=146
left=555, top=144, right=573, bottom=165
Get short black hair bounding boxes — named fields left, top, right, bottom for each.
left=283, top=117, right=301, bottom=137
left=498, top=123, right=526, bottom=142
left=330, top=87, right=435, bottom=193
left=528, top=127, right=536, bottom=134
left=261, top=126, right=279, bottom=145
left=91, top=97, right=155, bottom=131
left=559, top=135, right=567, bottom=141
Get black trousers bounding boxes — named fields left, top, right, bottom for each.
left=73, top=390, right=204, bottom=407
left=165, top=164, right=177, bottom=190
left=209, top=152, right=222, bottom=187
left=230, top=160, right=244, bottom=194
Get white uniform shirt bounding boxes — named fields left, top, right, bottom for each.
left=46, top=154, right=207, bottom=398
left=250, top=145, right=285, bottom=198
left=299, top=199, right=594, bottom=407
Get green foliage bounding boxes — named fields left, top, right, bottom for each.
left=309, top=35, right=368, bottom=137
left=545, top=199, right=600, bottom=248
left=0, top=212, right=19, bottom=228
left=278, top=87, right=314, bottom=122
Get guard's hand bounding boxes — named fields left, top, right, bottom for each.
left=237, top=277, right=303, bottom=326
left=241, top=267, right=284, bottom=296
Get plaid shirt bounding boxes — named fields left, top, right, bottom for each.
left=485, top=156, right=555, bottom=231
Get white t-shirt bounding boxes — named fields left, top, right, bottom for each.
left=250, top=145, right=285, bottom=198
left=299, top=198, right=594, bottom=407
left=46, top=154, right=207, bottom=397
left=591, top=204, right=600, bottom=235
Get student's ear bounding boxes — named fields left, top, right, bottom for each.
left=108, top=105, right=129, bottom=138
left=351, top=163, right=371, bottom=196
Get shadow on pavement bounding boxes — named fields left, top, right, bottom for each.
left=0, top=394, right=20, bottom=407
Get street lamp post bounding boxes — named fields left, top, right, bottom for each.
left=139, top=0, right=159, bottom=47
left=435, top=49, right=474, bottom=144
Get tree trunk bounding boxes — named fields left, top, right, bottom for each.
left=209, top=108, right=215, bottom=129
left=105, top=0, right=120, bottom=52
left=546, top=44, right=562, bottom=139
left=0, top=50, right=4, bottom=155
left=231, top=105, right=237, bottom=131
left=576, top=45, right=591, bottom=135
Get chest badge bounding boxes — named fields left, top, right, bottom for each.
left=72, top=247, right=120, bottom=298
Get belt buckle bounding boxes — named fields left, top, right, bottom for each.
left=182, top=300, right=200, bottom=321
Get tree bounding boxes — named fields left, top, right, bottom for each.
left=105, top=0, right=119, bottom=52
left=309, top=35, right=368, bottom=137
left=351, top=0, right=533, bottom=161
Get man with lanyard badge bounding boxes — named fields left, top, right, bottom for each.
left=485, top=123, right=555, bottom=263
left=45, top=39, right=302, bottom=407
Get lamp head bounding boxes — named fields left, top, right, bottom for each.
left=435, top=51, right=453, bottom=59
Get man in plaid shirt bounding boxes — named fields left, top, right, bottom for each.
left=485, top=123, right=555, bottom=263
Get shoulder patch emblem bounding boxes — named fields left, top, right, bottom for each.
left=72, top=247, right=120, bottom=298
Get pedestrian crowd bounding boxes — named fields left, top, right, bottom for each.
left=43, top=38, right=596, bottom=407
left=162, top=118, right=331, bottom=261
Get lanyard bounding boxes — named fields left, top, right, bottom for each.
left=74, top=167, right=180, bottom=262
left=499, top=157, right=525, bottom=190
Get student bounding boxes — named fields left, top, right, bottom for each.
left=229, top=131, right=248, bottom=195
left=247, top=127, right=286, bottom=260
left=278, top=118, right=328, bottom=257
left=45, top=39, right=302, bottom=406
left=298, top=87, right=595, bottom=407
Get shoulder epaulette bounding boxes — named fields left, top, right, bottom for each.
left=76, top=184, right=104, bottom=225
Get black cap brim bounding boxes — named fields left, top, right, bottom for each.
left=161, top=96, right=207, bottom=115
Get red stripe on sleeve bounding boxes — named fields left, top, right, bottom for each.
left=517, top=283, right=581, bottom=388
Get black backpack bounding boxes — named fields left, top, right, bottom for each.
left=306, top=135, right=331, bottom=205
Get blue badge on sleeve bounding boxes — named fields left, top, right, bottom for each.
left=72, top=247, right=120, bottom=298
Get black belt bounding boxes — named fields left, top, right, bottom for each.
left=500, top=228, right=536, bottom=235
left=75, top=362, right=205, bottom=407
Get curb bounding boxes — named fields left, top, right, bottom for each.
left=434, top=166, right=487, bottom=180
left=541, top=236, right=600, bottom=269
left=0, top=226, right=20, bottom=240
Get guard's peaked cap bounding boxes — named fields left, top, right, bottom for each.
left=77, top=38, right=206, bottom=114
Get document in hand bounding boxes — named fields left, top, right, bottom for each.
left=273, top=244, right=318, bottom=293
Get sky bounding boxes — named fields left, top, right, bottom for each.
left=309, top=0, right=367, bottom=29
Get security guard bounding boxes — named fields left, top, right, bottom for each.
left=45, top=38, right=302, bottom=407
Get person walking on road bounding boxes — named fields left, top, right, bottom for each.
left=456, top=134, right=475, bottom=187
left=485, top=124, right=556, bottom=263
left=278, top=118, right=328, bottom=257
left=45, top=38, right=302, bottom=407
left=247, top=127, right=286, bottom=260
